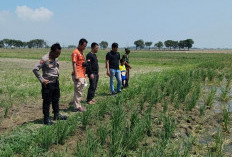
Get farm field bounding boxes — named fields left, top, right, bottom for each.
left=1, top=48, right=232, bottom=156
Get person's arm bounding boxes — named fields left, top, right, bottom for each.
left=86, top=54, right=94, bottom=80
left=106, top=60, right=110, bottom=77
left=72, top=53, right=79, bottom=80
left=57, top=60, right=59, bottom=69
left=125, top=62, right=132, bottom=69
left=32, top=59, right=49, bottom=86
left=106, top=53, right=111, bottom=77
left=73, top=63, right=79, bottom=80
left=123, top=54, right=132, bottom=69
left=105, top=57, right=107, bottom=69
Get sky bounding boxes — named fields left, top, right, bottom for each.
left=0, top=0, right=232, bottom=48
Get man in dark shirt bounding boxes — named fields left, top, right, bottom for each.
left=86, top=42, right=99, bottom=104
left=106, top=43, right=121, bottom=94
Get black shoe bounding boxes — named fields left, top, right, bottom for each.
left=112, top=91, right=117, bottom=95
left=72, top=107, right=87, bottom=112
left=53, top=113, right=67, bottom=120
left=44, top=118, right=54, bottom=125
left=117, top=91, right=121, bottom=93
left=72, top=108, right=79, bottom=112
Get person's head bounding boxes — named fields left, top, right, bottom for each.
left=112, top=43, right=118, bottom=52
left=50, top=43, right=62, bottom=59
left=78, top=38, right=88, bottom=51
left=91, top=42, right=99, bottom=53
left=120, top=59, right=126, bottom=65
left=125, top=48, right=130, bottom=55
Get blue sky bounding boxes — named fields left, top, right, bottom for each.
left=0, top=0, right=232, bottom=48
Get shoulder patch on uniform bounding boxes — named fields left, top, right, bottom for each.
left=40, top=59, right=44, bottom=64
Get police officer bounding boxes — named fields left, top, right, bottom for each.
left=33, top=43, right=67, bottom=125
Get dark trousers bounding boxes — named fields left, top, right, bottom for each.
left=87, top=74, right=99, bottom=102
left=125, top=69, right=130, bottom=87
left=42, top=81, right=60, bottom=119
left=122, top=79, right=126, bottom=87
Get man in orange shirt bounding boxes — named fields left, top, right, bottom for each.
left=72, top=38, right=88, bottom=112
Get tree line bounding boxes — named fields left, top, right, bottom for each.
left=134, top=39, right=194, bottom=50
left=96, top=40, right=194, bottom=51
left=67, top=41, right=109, bottom=49
left=0, top=39, right=48, bottom=48
left=0, top=39, right=194, bottom=50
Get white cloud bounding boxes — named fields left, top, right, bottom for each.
left=15, top=5, right=53, bottom=22
left=0, top=11, right=10, bottom=22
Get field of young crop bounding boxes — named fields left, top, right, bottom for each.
left=1, top=48, right=232, bottom=156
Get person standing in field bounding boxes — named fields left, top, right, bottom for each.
left=106, top=43, right=121, bottom=94
left=119, top=59, right=127, bottom=89
left=122, top=48, right=132, bottom=88
left=86, top=42, right=99, bottom=104
left=33, top=43, right=67, bottom=125
left=71, top=38, right=88, bottom=112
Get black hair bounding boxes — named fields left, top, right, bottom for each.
left=125, top=48, right=130, bottom=53
left=91, top=42, right=99, bottom=49
left=79, top=38, right=88, bottom=45
left=120, top=58, right=125, bottom=63
left=51, top=43, right=62, bottom=52
left=112, top=43, right=118, bottom=48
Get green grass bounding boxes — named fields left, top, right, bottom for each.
left=205, top=88, right=217, bottom=108
left=1, top=49, right=232, bottom=156
left=223, top=105, right=230, bottom=132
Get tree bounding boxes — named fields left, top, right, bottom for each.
left=164, top=40, right=173, bottom=50
left=134, top=39, right=144, bottom=50
left=178, top=40, right=185, bottom=50
left=27, top=41, right=33, bottom=48
left=0, top=40, right=4, bottom=48
left=0, top=38, right=48, bottom=48
left=172, top=41, right=179, bottom=50
left=22, top=42, right=27, bottom=48
left=1, top=39, right=27, bottom=48
left=154, top=41, right=163, bottom=50
left=8, top=39, right=14, bottom=47
left=68, top=45, right=76, bottom=49
left=14, top=40, right=23, bottom=48
left=184, top=39, right=194, bottom=50
left=145, top=42, right=152, bottom=50
left=27, top=39, right=47, bottom=48
left=2, top=39, right=10, bottom=48
left=99, top=41, right=108, bottom=49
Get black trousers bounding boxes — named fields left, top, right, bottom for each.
left=42, top=81, right=60, bottom=119
left=87, top=74, right=99, bottom=102
left=125, top=68, right=130, bottom=87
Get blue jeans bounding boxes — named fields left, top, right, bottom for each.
left=110, top=68, right=122, bottom=93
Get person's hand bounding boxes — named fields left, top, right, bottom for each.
left=90, top=74, right=94, bottom=80
left=107, top=71, right=111, bottom=77
left=43, top=79, right=49, bottom=87
left=129, top=66, right=132, bottom=69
